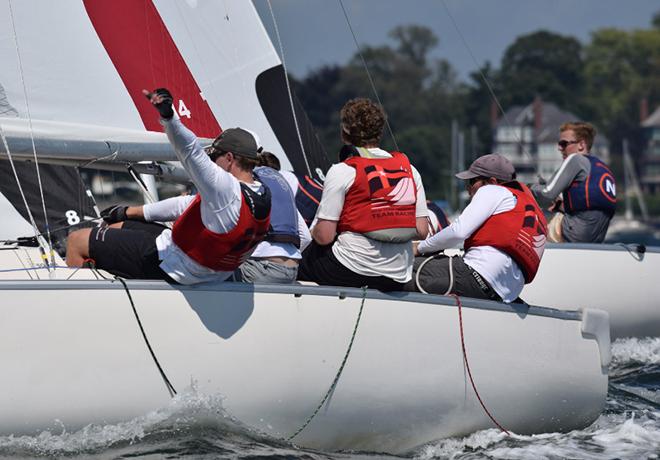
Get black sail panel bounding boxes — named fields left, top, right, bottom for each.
left=255, top=65, right=329, bottom=182
left=0, top=161, right=97, bottom=253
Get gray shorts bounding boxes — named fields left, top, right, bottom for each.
left=235, top=259, right=298, bottom=284
left=403, top=255, right=500, bottom=301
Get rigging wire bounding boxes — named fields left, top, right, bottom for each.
left=7, top=0, right=56, bottom=267
left=0, top=125, right=50, bottom=268
left=338, top=0, right=399, bottom=152
left=265, top=0, right=313, bottom=177
left=439, top=0, right=533, bottom=163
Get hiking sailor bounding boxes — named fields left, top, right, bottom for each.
left=405, top=154, right=547, bottom=303
left=531, top=121, right=616, bottom=243
left=235, top=152, right=311, bottom=283
left=65, top=88, right=271, bottom=284
left=298, top=97, right=429, bottom=291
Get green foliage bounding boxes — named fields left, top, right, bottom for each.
left=498, top=31, right=584, bottom=113
left=583, top=27, right=660, bottom=155
left=292, top=21, right=660, bottom=210
left=295, top=24, right=461, bottom=198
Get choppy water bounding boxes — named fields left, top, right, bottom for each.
left=1, top=338, right=658, bottom=460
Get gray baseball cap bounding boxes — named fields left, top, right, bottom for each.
left=210, top=128, right=261, bottom=159
left=455, top=154, right=515, bottom=182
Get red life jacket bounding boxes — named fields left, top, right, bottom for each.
left=464, top=182, right=547, bottom=283
left=337, top=152, right=417, bottom=241
left=171, top=184, right=271, bottom=271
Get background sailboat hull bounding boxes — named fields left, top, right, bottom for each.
left=523, top=243, right=660, bottom=339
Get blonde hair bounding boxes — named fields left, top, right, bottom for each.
left=560, top=122, right=597, bottom=150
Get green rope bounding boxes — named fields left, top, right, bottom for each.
left=287, top=286, right=368, bottom=441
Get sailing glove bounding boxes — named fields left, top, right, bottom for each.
left=100, top=205, right=128, bottom=224
left=149, top=88, right=174, bottom=119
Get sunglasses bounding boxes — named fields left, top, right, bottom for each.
left=557, top=139, right=580, bottom=149
left=205, top=146, right=228, bottom=162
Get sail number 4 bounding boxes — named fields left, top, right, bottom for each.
left=178, top=100, right=191, bottom=118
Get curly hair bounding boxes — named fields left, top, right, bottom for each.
left=340, top=98, right=386, bottom=147
left=560, top=122, right=597, bottom=150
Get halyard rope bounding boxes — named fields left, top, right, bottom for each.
left=450, top=293, right=510, bottom=434
left=287, top=286, right=368, bottom=441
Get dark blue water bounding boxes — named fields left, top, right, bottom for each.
left=0, top=338, right=658, bottom=459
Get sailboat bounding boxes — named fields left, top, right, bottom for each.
left=0, top=0, right=609, bottom=453
left=521, top=141, right=660, bottom=340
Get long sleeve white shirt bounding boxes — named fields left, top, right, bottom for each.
left=143, top=117, right=262, bottom=284
left=417, top=184, right=524, bottom=303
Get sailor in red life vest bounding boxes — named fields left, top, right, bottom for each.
left=405, top=154, right=547, bottom=303
left=298, top=98, right=429, bottom=291
left=65, top=88, right=271, bottom=284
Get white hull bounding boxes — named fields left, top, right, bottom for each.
left=0, top=249, right=609, bottom=453
left=523, top=243, right=660, bottom=339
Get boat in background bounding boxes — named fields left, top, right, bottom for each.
left=522, top=243, right=660, bottom=339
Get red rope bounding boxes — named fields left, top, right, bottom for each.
left=450, top=293, right=510, bottom=435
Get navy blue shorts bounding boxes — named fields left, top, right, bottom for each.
left=88, top=221, right=175, bottom=282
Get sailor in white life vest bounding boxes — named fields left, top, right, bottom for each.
left=406, top=154, right=547, bottom=303
left=531, top=121, right=616, bottom=243
left=298, top=97, right=429, bottom=291
left=234, top=151, right=311, bottom=284
left=65, top=88, right=271, bottom=284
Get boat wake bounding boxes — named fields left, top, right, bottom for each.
left=0, top=338, right=657, bottom=459
left=417, top=337, right=660, bottom=460
left=0, top=385, right=289, bottom=458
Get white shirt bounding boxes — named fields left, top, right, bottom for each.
left=417, top=184, right=524, bottom=303
left=143, top=117, right=263, bottom=285
left=315, top=148, right=428, bottom=283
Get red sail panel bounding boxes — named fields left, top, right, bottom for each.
left=83, top=0, right=221, bottom=138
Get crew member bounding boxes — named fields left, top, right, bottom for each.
left=236, top=152, right=311, bottom=283
left=406, top=154, right=547, bottom=303
left=65, top=88, right=271, bottom=284
left=298, top=97, right=429, bottom=291
left=532, top=121, right=616, bottom=243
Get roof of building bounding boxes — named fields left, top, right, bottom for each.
left=642, top=106, right=660, bottom=128
left=495, top=100, right=607, bottom=146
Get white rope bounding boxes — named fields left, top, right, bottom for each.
left=415, top=254, right=454, bottom=295
left=338, top=0, right=399, bottom=151
left=7, top=0, right=55, bottom=266
left=415, top=253, right=454, bottom=295
left=265, top=0, right=312, bottom=177
left=439, top=0, right=533, bottom=164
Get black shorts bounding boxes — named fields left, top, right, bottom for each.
left=298, top=241, right=406, bottom=292
left=88, top=221, right=175, bottom=282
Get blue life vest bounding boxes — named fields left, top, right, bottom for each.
left=563, top=155, right=617, bottom=216
left=254, top=166, right=300, bottom=247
